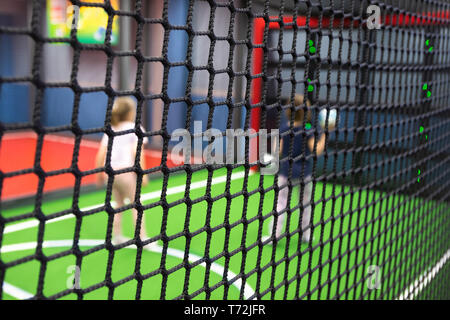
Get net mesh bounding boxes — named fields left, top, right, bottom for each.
left=0, top=0, right=449, bottom=300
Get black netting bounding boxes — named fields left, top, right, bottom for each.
left=0, top=0, right=449, bottom=300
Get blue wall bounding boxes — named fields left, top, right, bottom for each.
left=0, top=83, right=30, bottom=123
left=38, top=0, right=190, bottom=135
left=146, top=0, right=189, bottom=141
left=42, top=89, right=109, bottom=131
left=42, top=88, right=74, bottom=127
left=0, top=15, right=30, bottom=124
left=1, top=1, right=234, bottom=138
left=165, top=0, right=189, bottom=134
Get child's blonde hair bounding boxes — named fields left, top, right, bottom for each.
left=111, top=97, right=135, bottom=126
left=285, top=94, right=311, bottom=123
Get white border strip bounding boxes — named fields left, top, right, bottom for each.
left=1, top=240, right=255, bottom=300
left=397, top=249, right=450, bottom=300
left=1, top=132, right=37, bottom=141
left=1, top=132, right=196, bottom=162
left=1, top=132, right=100, bottom=149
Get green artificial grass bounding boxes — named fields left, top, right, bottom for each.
left=1, top=168, right=447, bottom=300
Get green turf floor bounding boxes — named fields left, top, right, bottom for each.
left=1, top=168, right=448, bottom=300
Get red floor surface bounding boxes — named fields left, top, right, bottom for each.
left=0, top=131, right=180, bottom=201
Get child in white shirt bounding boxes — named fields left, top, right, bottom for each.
left=96, top=97, right=152, bottom=248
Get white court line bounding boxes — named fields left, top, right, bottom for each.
left=4, top=205, right=99, bottom=234
left=150, top=244, right=254, bottom=299
left=0, top=239, right=255, bottom=300
left=0, top=239, right=104, bottom=254
left=3, top=170, right=448, bottom=300
left=2, top=282, right=34, bottom=300
left=2, top=171, right=255, bottom=299
left=4, top=171, right=250, bottom=235
left=397, top=249, right=450, bottom=300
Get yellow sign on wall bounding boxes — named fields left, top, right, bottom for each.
left=47, top=0, right=119, bottom=45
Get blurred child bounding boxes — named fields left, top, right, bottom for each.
left=96, top=97, right=152, bottom=248
left=265, top=94, right=331, bottom=244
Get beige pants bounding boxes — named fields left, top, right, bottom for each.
left=112, top=172, right=137, bottom=206
left=112, top=172, right=146, bottom=238
left=269, top=175, right=313, bottom=241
